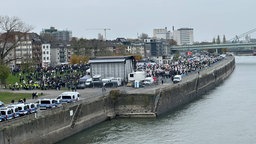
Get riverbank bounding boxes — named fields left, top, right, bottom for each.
left=0, top=56, right=235, bottom=144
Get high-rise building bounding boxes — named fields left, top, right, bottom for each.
left=153, top=27, right=171, bottom=40
left=173, top=28, right=194, bottom=45
left=40, top=27, right=72, bottom=43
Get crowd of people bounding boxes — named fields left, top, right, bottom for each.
left=137, top=52, right=227, bottom=82
left=7, top=51, right=227, bottom=90
left=9, top=64, right=90, bottom=91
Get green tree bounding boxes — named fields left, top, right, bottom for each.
left=173, top=53, right=180, bottom=61
left=0, top=64, right=10, bottom=86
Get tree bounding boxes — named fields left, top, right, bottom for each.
left=212, top=37, right=216, bottom=44
left=167, top=39, right=177, bottom=46
left=216, top=35, right=220, bottom=44
left=223, top=35, right=226, bottom=43
left=0, top=16, right=32, bottom=65
left=134, top=55, right=143, bottom=61
left=139, top=33, right=148, bottom=40
left=70, top=54, right=90, bottom=64
left=0, top=64, right=10, bottom=86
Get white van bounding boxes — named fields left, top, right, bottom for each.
left=111, top=77, right=123, bottom=86
left=57, top=91, right=80, bottom=103
left=173, top=75, right=182, bottom=83
left=143, top=77, right=154, bottom=85
left=36, top=99, right=59, bottom=110
left=102, top=77, right=114, bottom=85
left=15, top=103, right=30, bottom=116
left=85, top=78, right=93, bottom=87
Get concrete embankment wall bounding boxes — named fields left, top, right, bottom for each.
left=114, top=93, right=156, bottom=117
left=0, top=56, right=235, bottom=144
left=113, top=56, right=235, bottom=117
left=0, top=96, right=114, bottom=144
left=155, top=57, right=235, bottom=115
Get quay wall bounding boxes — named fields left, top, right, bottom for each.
left=155, top=57, right=235, bottom=115
left=0, top=96, right=115, bottom=144
left=110, top=56, right=235, bottom=117
left=0, top=56, right=235, bottom=144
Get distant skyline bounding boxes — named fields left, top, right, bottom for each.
left=1, top=0, right=256, bottom=42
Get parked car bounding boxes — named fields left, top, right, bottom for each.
left=76, top=81, right=86, bottom=89
left=142, top=77, right=154, bottom=85
left=173, top=75, right=182, bottom=83
left=0, top=107, right=15, bottom=120
left=15, top=103, right=30, bottom=116
left=0, top=101, right=4, bottom=107
left=57, top=92, right=80, bottom=103
left=0, top=112, right=7, bottom=122
left=26, top=103, right=37, bottom=113
left=7, top=105, right=20, bottom=118
left=36, top=99, right=60, bottom=110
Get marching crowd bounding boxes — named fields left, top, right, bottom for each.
left=8, top=52, right=227, bottom=90
left=137, top=52, right=226, bottom=81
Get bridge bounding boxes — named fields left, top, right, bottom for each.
left=170, top=42, right=256, bottom=51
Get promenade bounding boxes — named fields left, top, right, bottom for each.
left=1, top=55, right=232, bottom=104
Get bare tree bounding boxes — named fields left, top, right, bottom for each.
left=0, top=16, right=33, bottom=64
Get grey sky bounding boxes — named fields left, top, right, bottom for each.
left=1, top=0, right=256, bottom=41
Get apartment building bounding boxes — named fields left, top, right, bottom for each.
left=173, top=28, right=194, bottom=45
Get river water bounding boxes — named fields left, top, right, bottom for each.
left=57, top=56, right=256, bottom=144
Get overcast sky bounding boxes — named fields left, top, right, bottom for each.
left=1, top=0, right=256, bottom=42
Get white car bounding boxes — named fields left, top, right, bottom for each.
left=173, top=75, right=182, bottom=83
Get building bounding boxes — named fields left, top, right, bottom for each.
left=144, top=39, right=167, bottom=58
left=42, top=44, right=51, bottom=68
left=126, top=42, right=145, bottom=56
left=173, top=28, right=194, bottom=45
left=153, top=27, right=171, bottom=40
left=5, top=33, right=43, bottom=67
left=40, top=27, right=72, bottom=43
left=50, top=44, right=71, bottom=66
left=88, top=56, right=136, bottom=82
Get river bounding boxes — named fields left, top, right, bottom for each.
left=57, top=56, right=256, bottom=144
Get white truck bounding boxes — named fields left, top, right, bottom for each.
left=128, top=71, right=146, bottom=82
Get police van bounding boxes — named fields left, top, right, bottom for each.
left=57, top=92, right=80, bottom=103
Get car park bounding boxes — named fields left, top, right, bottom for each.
left=57, top=91, right=80, bottom=103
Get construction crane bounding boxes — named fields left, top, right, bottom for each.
left=229, top=28, right=256, bottom=43
left=85, top=28, right=111, bottom=40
